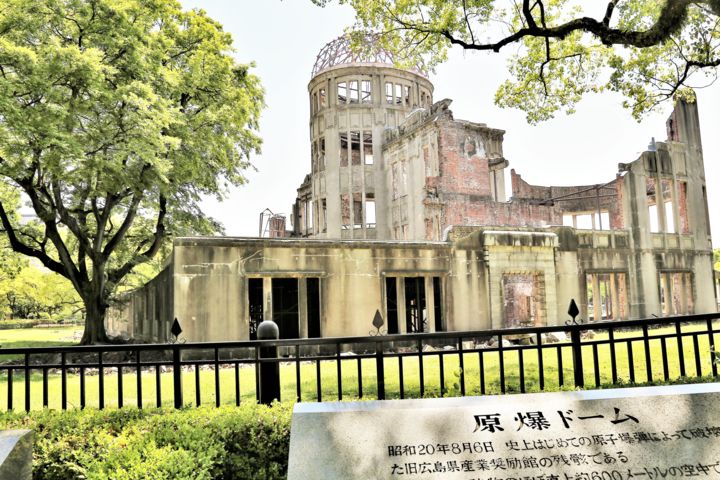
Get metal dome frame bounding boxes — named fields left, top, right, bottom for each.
left=311, top=34, right=428, bottom=78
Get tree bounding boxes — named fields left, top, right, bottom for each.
left=314, top=0, right=720, bottom=122
left=0, top=266, right=82, bottom=321
left=0, top=0, right=263, bottom=344
left=714, top=248, right=720, bottom=271
left=0, top=181, right=27, bottom=282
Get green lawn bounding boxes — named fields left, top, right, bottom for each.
left=0, top=325, right=82, bottom=352
left=0, top=322, right=718, bottom=411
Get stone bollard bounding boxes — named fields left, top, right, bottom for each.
left=0, top=430, right=33, bottom=480
left=257, top=319, right=281, bottom=405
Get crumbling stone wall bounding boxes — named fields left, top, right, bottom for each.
left=511, top=171, right=625, bottom=229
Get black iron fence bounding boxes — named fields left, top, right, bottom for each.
left=1, top=312, right=719, bottom=411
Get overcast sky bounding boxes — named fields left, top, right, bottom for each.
left=181, top=0, right=720, bottom=247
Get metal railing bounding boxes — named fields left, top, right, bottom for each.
left=1, top=312, right=719, bottom=411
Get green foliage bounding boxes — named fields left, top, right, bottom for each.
left=0, top=265, right=82, bottom=320
left=0, top=0, right=264, bottom=343
left=318, top=0, right=720, bottom=122
left=713, top=248, right=720, bottom=271
left=0, top=319, right=45, bottom=330
left=443, top=368, right=463, bottom=397
left=0, top=181, right=27, bottom=281
left=0, top=404, right=292, bottom=480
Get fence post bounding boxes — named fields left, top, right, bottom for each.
left=173, top=345, right=183, bottom=408
left=570, top=328, right=585, bottom=388
left=257, top=320, right=281, bottom=405
left=375, top=341, right=385, bottom=400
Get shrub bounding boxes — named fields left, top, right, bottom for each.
left=0, top=403, right=292, bottom=480
left=0, top=319, right=44, bottom=330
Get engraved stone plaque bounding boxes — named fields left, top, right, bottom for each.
left=288, top=384, right=720, bottom=479
left=0, top=430, right=33, bottom=480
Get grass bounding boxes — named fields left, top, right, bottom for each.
left=0, top=325, right=83, bottom=354
left=0, top=322, right=718, bottom=411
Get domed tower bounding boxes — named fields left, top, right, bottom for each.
left=293, top=35, right=434, bottom=239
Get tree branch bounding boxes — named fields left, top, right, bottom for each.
left=428, top=0, right=703, bottom=53
left=0, top=199, right=81, bottom=287
left=101, top=191, right=143, bottom=258
left=107, top=195, right=167, bottom=285
left=602, top=1, right=616, bottom=27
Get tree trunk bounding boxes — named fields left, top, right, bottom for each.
left=80, top=294, right=110, bottom=345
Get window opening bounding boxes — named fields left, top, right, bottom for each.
left=305, top=200, right=313, bottom=231
left=349, top=80, right=359, bottom=104
left=575, top=214, right=593, bottom=230
left=307, top=278, right=321, bottom=338
left=563, top=211, right=610, bottom=230
left=433, top=277, right=443, bottom=331
left=403, top=85, right=411, bottom=107
left=647, top=178, right=660, bottom=233
left=353, top=195, right=363, bottom=229
left=271, top=278, right=299, bottom=339
left=664, top=202, right=675, bottom=233
left=385, top=82, right=393, bottom=104
left=363, top=132, right=373, bottom=164
left=586, top=272, right=627, bottom=321
left=660, top=272, right=693, bottom=315
left=337, top=81, right=347, bottom=104
left=248, top=278, right=263, bottom=340
left=394, top=84, right=403, bottom=105
left=502, top=274, right=540, bottom=327
left=662, top=179, right=675, bottom=233
left=405, top=277, right=427, bottom=333
left=321, top=199, right=327, bottom=233
left=385, top=277, right=399, bottom=334
left=361, top=80, right=371, bottom=103
left=600, top=212, right=610, bottom=230
left=366, top=195, right=376, bottom=228
left=678, top=181, right=689, bottom=233
left=350, top=131, right=361, bottom=165
left=319, top=88, right=326, bottom=107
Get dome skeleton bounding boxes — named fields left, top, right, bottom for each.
left=311, top=34, right=429, bottom=78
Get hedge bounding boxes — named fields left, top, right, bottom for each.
left=0, top=319, right=46, bottom=330
left=0, top=403, right=292, bottom=480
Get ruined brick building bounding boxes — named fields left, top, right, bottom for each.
left=108, top=36, right=717, bottom=343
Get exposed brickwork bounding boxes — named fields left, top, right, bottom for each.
left=612, top=175, right=625, bottom=229
left=440, top=197, right=561, bottom=229
left=678, top=180, right=690, bottom=233
left=666, top=109, right=680, bottom=142
left=511, top=170, right=624, bottom=228
left=435, top=120, right=492, bottom=198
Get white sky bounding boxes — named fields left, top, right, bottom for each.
left=182, top=0, right=720, bottom=247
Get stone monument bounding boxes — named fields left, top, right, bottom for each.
left=288, top=384, right=720, bottom=479
left=0, top=430, right=33, bottom=480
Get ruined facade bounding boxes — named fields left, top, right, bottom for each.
left=107, top=37, right=717, bottom=343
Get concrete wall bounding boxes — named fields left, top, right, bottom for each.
left=169, top=237, right=457, bottom=341
left=108, top=224, right=716, bottom=342
left=106, top=264, right=174, bottom=342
